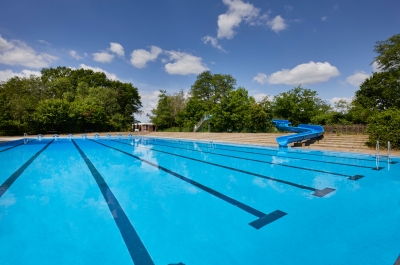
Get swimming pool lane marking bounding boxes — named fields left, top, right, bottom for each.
left=134, top=140, right=377, bottom=170
left=0, top=139, right=53, bottom=199
left=89, top=139, right=288, bottom=229
left=72, top=140, right=155, bottom=265
left=0, top=139, right=36, bottom=153
left=394, top=254, right=400, bottom=265
left=152, top=138, right=394, bottom=167
left=106, top=140, right=334, bottom=197
left=112, top=139, right=362, bottom=182
left=148, top=137, right=399, bottom=165
left=144, top=137, right=398, bottom=164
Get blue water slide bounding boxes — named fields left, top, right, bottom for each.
left=272, top=119, right=324, bottom=147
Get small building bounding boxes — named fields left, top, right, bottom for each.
left=132, top=123, right=157, bottom=132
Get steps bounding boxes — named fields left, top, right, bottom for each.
left=292, top=134, right=372, bottom=153
left=147, top=132, right=379, bottom=154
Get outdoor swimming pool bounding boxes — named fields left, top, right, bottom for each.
left=0, top=136, right=399, bottom=265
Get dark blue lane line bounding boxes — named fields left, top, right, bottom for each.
left=106, top=140, right=334, bottom=197
left=134, top=140, right=377, bottom=170
left=90, top=139, right=287, bottom=229
left=72, top=140, right=155, bottom=265
left=145, top=137, right=390, bottom=163
left=394, top=254, right=400, bottom=265
left=0, top=139, right=36, bottom=153
left=0, top=140, right=53, bottom=199
left=114, top=139, right=361, bottom=182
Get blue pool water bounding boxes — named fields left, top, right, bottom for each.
left=0, top=136, right=399, bottom=265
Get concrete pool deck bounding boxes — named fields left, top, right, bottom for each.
left=1, top=132, right=399, bottom=156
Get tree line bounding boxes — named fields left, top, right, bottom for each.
left=150, top=33, right=400, bottom=148
left=0, top=67, right=142, bottom=135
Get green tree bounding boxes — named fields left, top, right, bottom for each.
left=373, top=33, right=400, bottom=71
left=0, top=66, right=142, bottom=135
left=271, top=86, right=329, bottom=126
left=150, top=90, right=174, bottom=129
left=190, top=71, right=236, bottom=111
left=211, top=87, right=252, bottom=132
left=311, top=100, right=353, bottom=125
left=0, top=76, right=45, bottom=134
left=354, top=69, right=400, bottom=111
left=70, top=100, right=108, bottom=131
left=246, top=96, right=274, bottom=132
left=33, top=99, right=72, bottom=132
left=178, top=98, right=207, bottom=131
left=366, top=108, right=400, bottom=148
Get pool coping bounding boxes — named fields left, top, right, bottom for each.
left=1, top=134, right=400, bottom=158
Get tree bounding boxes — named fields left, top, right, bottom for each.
left=70, top=100, right=108, bottom=132
left=246, top=97, right=274, bottom=132
left=211, top=87, right=252, bottom=132
left=178, top=97, right=206, bottom=131
left=373, top=33, right=400, bottom=71
left=190, top=71, right=236, bottom=111
left=366, top=108, right=400, bottom=149
left=0, top=76, right=45, bottom=134
left=311, top=100, right=353, bottom=125
left=0, top=66, right=142, bottom=135
left=354, top=69, right=400, bottom=111
left=33, top=99, right=72, bottom=132
left=271, top=86, right=329, bottom=126
left=150, top=90, right=175, bottom=129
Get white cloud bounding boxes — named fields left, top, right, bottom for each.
left=217, top=0, right=260, bottom=39
left=92, top=51, right=114, bottom=63
left=0, top=35, right=58, bottom=68
left=321, top=16, right=327, bottom=21
left=267, top=61, right=340, bottom=85
left=164, top=51, right=209, bottom=75
left=130, top=46, right=162, bottom=68
left=372, top=61, right=382, bottom=72
left=0, top=69, right=42, bottom=82
left=139, top=90, right=161, bottom=118
left=346, top=71, right=369, bottom=87
left=267, top=15, right=287, bottom=33
left=202, top=36, right=226, bottom=52
left=79, top=64, right=118, bottom=80
left=329, top=97, right=352, bottom=106
left=285, top=5, right=293, bottom=11
left=329, top=97, right=353, bottom=113
left=252, top=93, right=272, bottom=102
left=38, top=40, right=51, bottom=45
left=109, top=42, right=125, bottom=57
left=69, top=50, right=83, bottom=60
left=253, top=73, right=267, bottom=84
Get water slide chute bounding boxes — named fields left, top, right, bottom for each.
left=272, top=119, right=324, bottom=147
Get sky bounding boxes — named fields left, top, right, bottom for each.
left=1, top=0, right=399, bottom=122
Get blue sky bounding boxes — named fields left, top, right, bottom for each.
left=1, top=0, right=399, bottom=121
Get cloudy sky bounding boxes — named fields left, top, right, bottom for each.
left=1, top=0, right=399, bottom=121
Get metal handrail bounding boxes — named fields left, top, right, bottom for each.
left=376, top=140, right=391, bottom=159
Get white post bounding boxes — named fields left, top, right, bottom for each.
left=375, top=141, right=380, bottom=157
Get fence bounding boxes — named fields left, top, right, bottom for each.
left=322, top=124, right=367, bottom=134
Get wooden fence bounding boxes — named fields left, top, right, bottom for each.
left=322, top=124, right=367, bottom=134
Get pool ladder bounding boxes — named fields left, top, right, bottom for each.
left=375, top=141, right=391, bottom=158
left=375, top=141, right=392, bottom=170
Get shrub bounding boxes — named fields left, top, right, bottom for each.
left=366, top=108, right=400, bottom=149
